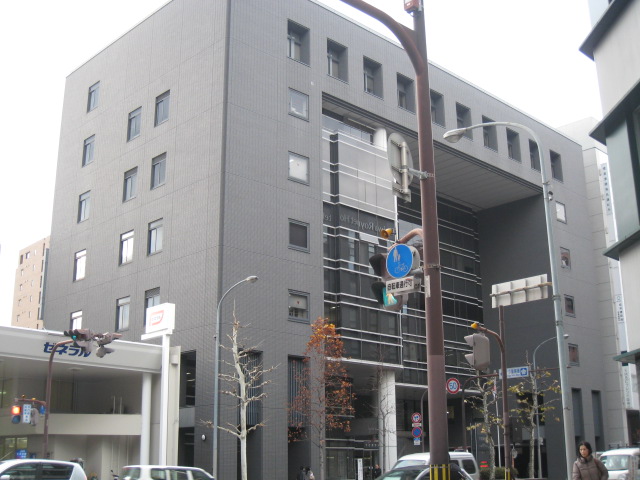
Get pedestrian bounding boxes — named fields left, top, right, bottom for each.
left=573, top=441, right=608, bottom=480
left=296, top=466, right=305, bottom=480
left=372, top=464, right=382, bottom=478
left=305, top=466, right=315, bottom=480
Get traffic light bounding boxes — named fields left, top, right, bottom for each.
left=95, top=332, right=122, bottom=358
left=369, top=252, right=406, bottom=312
left=11, top=404, right=21, bottom=424
left=63, top=329, right=94, bottom=353
left=464, top=333, right=490, bottom=371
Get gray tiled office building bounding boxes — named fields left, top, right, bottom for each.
left=44, top=0, right=627, bottom=478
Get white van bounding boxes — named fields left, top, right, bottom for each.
left=599, top=448, right=640, bottom=480
left=393, top=451, right=480, bottom=480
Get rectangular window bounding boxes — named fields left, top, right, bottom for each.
left=87, top=82, right=100, bottom=112
left=289, top=219, right=309, bottom=252
left=74, top=250, right=86, bottom=281
left=116, top=297, right=131, bottom=332
left=397, top=74, right=415, bottom=112
left=127, top=107, right=142, bottom=141
left=565, top=295, right=575, bottom=316
left=120, top=230, right=134, bottom=265
left=71, top=310, right=83, bottom=329
left=288, top=152, right=309, bottom=184
left=77, top=191, right=91, bottom=223
left=123, top=168, right=138, bottom=202
left=430, top=89, right=444, bottom=125
left=289, top=291, right=309, bottom=322
left=550, top=150, right=563, bottom=182
left=289, top=88, right=309, bottom=120
left=363, top=57, right=382, bottom=97
left=506, top=128, right=521, bottom=161
left=288, top=356, right=306, bottom=425
left=556, top=201, right=567, bottom=223
left=145, top=287, right=161, bottom=321
left=151, top=153, right=167, bottom=189
left=287, top=20, right=310, bottom=64
left=482, top=115, right=498, bottom=150
left=455, top=103, right=472, bottom=138
left=154, top=90, right=170, bottom=126
left=148, top=219, right=164, bottom=254
left=560, top=247, right=571, bottom=269
left=327, top=39, right=348, bottom=82
left=529, top=140, right=541, bottom=171
left=569, top=345, right=580, bottom=366
left=82, top=135, right=95, bottom=166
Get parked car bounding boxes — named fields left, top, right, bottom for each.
left=598, top=447, right=640, bottom=480
left=376, top=465, right=473, bottom=480
left=392, top=451, right=479, bottom=480
left=0, top=459, right=87, bottom=480
left=120, top=466, right=214, bottom=480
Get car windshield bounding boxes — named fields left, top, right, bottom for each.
left=393, top=460, right=428, bottom=468
left=600, top=455, right=630, bottom=471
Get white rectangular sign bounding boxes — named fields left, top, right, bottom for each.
left=499, top=366, right=530, bottom=379
left=492, top=274, right=549, bottom=308
left=22, top=403, right=32, bottom=424
left=386, top=276, right=421, bottom=295
left=144, top=303, right=175, bottom=338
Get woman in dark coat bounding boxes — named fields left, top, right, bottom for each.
left=573, top=441, right=608, bottom=480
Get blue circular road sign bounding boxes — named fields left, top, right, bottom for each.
left=386, top=244, right=414, bottom=279
left=412, top=427, right=423, bottom=438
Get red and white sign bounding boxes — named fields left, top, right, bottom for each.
left=446, top=378, right=461, bottom=394
left=143, top=303, right=175, bottom=339
left=411, top=412, right=422, bottom=423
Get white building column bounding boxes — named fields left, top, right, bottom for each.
left=377, top=370, right=397, bottom=471
left=373, top=128, right=387, bottom=149
left=140, top=372, right=152, bottom=464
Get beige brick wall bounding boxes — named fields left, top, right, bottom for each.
left=12, top=236, right=49, bottom=329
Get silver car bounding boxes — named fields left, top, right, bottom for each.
left=0, top=459, right=87, bottom=480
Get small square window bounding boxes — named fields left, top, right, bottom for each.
left=78, top=191, right=91, bottom=223
left=289, top=290, right=309, bottom=322
left=87, top=82, right=100, bottom=112
left=287, top=20, right=310, bottom=65
left=127, top=107, right=142, bottom=141
left=529, top=140, right=541, bottom=171
left=70, top=310, right=83, bottom=330
left=120, top=230, right=134, bottom=265
left=327, top=39, right=348, bottom=82
left=456, top=103, right=472, bottom=138
left=482, top=115, right=498, bottom=151
left=82, top=135, right=95, bottom=166
left=116, top=297, right=131, bottom=332
left=397, top=74, right=415, bottom=112
left=288, top=152, right=309, bottom=184
left=155, top=91, right=170, bottom=126
left=565, top=295, right=575, bottom=316
left=151, top=153, right=167, bottom=189
left=430, top=89, right=444, bottom=125
left=289, top=219, right=309, bottom=252
left=123, top=168, right=138, bottom=202
left=148, top=219, right=164, bottom=255
left=74, top=249, right=86, bottom=281
left=363, top=57, right=382, bottom=97
left=568, top=344, right=580, bottom=366
left=551, top=150, right=563, bottom=182
left=556, top=201, right=567, bottom=223
left=289, top=89, right=309, bottom=120
left=506, top=129, right=521, bottom=162
left=560, top=247, right=571, bottom=269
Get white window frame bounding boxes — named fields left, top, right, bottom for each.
left=288, top=290, right=309, bottom=323
left=78, top=191, right=90, bottom=222
left=288, top=89, right=309, bottom=120
left=151, top=153, right=167, bottom=189
left=127, top=107, right=142, bottom=141
left=116, top=297, right=131, bottom=331
left=288, top=152, right=309, bottom=184
left=120, top=230, right=135, bottom=265
left=74, top=250, right=86, bottom=281
left=148, top=219, right=164, bottom=255
left=123, top=168, right=138, bottom=202
left=87, top=82, right=100, bottom=112
left=155, top=91, right=170, bottom=126
left=82, top=135, right=95, bottom=166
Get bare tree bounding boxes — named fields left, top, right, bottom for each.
left=467, top=377, right=501, bottom=480
left=289, top=317, right=355, bottom=480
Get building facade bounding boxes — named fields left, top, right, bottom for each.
left=42, top=1, right=625, bottom=478
left=12, top=237, right=49, bottom=330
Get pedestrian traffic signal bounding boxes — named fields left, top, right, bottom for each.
left=464, top=333, right=490, bottom=371
left=11, top=404, right=21, bottom=424
left=63, top=329, right=94, bottom=353
left=369, top=252, right=406, bottom=311
left=95, top=332, right=123, bottom=358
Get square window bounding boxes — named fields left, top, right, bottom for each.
left=289, top=89, right=309, bottom=120
left=396, top=74, right=415, bottom=112
left=551, top=150, right=563, bottom=182
left=455, top=103, right=472, bottom=138
left=565, top=295, right=575, bottom=316
left=78, top=191, right=90, bottom=223
left=430, top=89, right=444, bottom=125
left=74, top=250, right=86, bottom=281
left=506, top=129, right=521, bottom=161
left=151, top=153, right=167, bottom=189
left=116, top=297, right=131, bottom=332
left=71, top=310, right=83, bottom=329
left=363, top=57, right=383, bottom=97
left=289, top=291, right=309, bottom=322
left=127, top=107, right=142, bottom=141
left=568, top=344, right=580, bottom=366
left=120, top=230, right=134, bottom=265
left=288, top=152, right=309, bottom=184
left=327, top=39, right=348, bottom=82
left=155, top=91, right=170, bottom=126
left=123, top=168, right=138, bottom=202
left=82, top=135, right=95, bottom=166
left=529, top=140, right=541, bottom=171
left=144, top=287, right=161, bottom=326
left=148, top=219, right=164, bottom=255
left=87, top=82, right=100, bottom=112
left=556, top=201, right=567, bottom=223
left=560, top=247, right=571, bottom=269
left=289, top=219, right=309, bottom=252
left=482, top=115, right=498, bottom=150
left=287, top=20, right=310, bottom=64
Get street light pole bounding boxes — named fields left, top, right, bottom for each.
left=212, top=275, right=258, bottom=478
left=444, top=121, right=575, bottom=479
left=338, top=1, right=449, bottom=471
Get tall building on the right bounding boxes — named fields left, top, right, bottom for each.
left=581, top=0, right=640, bottom=438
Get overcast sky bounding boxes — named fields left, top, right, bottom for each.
left=0, top=0, right=601, bottom=325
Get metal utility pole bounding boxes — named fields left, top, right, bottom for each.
left=339, top=0, right=449, bottom=470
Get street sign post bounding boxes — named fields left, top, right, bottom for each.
left=386, top=244, right=417, bottom=279
left=499, top=366, right=530, bottom=379
left=386, top=276, right=421, bottom=295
